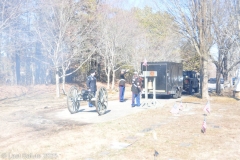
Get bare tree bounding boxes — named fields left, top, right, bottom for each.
left=0, top=0, right=25, bottom=32
left=33, top=0, right=96, bottom=97
left=133, top=7, right=182, bottom=63
left=97, top=5, right=138, bottom=89
left=0, top=0, right=27, bottom=85
left=154, top=0, right=214, bottom=99
left=210, top=0, right=240, bottom=94
left=180, top=40, right=200, bottom=71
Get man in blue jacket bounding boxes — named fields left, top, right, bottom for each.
left=86, top=69, right=97, bottom=107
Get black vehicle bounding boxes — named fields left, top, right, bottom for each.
left=141, top=62, right=183, bottom=98
left=208, top=78, right=224, bottom=84
left=183, top=71, right=199, bottom=94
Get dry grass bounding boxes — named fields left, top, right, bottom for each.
left=0, top=84, right=240, bottom=159
left=87, top=95, right=240, bottom=160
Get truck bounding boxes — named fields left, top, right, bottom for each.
left=141, top=62, right=183, bottom=99
left=183, top=70, right=199, bottom=94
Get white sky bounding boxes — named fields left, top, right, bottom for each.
left=128, top=0, right=148, bottom=8
left=124, top=0, right=155, bottom=9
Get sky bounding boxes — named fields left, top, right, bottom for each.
left=123, top=0, right=166, bottom=12
left=128, top=0, right=150, bottom=8
left=122, top=0, right=156, bottom=10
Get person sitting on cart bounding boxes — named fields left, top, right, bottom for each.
left=86, top=69, right=97, bottom=107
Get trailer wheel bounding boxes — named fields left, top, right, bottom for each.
left=178, top=89, right=182, bottom=98
left=173, top=90, right=179, bottom=99
left=194, top=86, right=199, bottom=93
left=188, top=86, right=193, bottom=95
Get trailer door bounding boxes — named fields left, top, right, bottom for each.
left=157, top=64, right=167, bottom=92
left=144, top=64, right=167, bottom=92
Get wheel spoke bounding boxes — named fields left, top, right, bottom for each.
left=71, top=102, right=75, bottom=111
left=95, top=87, right=108, bottom=115
left=98, top=101, right=102, bottom=111
left=67, top=86, right=80, bottom=114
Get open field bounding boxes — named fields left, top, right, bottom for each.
left=0, top=84, right=240, bottom=160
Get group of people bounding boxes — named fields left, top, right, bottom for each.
left=119, top=69, right=143, bottom=107
left=86, top=69, right=143, bottom=107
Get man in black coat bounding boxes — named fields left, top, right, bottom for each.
left=86, top=69, right=97, bottom=107
left=119, top=69, right=128, bottom=102
left=131, top=72, right=141, bottom=107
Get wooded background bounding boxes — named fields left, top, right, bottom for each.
left=1, top=0, right=240, bottom=98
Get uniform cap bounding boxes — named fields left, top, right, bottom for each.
left=90, top=69, right=95, bottom=74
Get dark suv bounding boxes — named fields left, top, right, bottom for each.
left=208, top=78, right=224, bottom=84
left=183, top=71, right=199, bottom=94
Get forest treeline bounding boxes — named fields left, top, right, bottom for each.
left=1, top=0, right=240, bottom=97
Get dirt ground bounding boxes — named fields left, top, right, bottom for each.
left=0, top=83, right=240, bottom=160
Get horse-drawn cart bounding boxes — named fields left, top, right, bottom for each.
left=67, top=86, right=108, bottom=116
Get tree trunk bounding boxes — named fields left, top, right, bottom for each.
left=31, top=64, right=35, bottom=86
left=55, top=69, right=60, bottom=97
left=223, top=56, right=228, bottom=81
left=15, top=54, right=20, bottom=85
left=216, top=50, right=222, bottom=94
left=62, top=73, right=66, bottom=94
left=199, top=0, right=210, bottom=100
left=201, top=55, right=209, bottom=99
left=216, top=68, right=221, bottom=94
left=107, top=67, right=111, bottom=89
left=199, top=57, right=203, bottom=96
left=111, top=70, right=115, bottom=90
left=237, top=0, right=240, bottom=37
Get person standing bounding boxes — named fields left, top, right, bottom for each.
left=119, top=69, right=128, bottom=102
left=131, top=72, right=141, bottom=107
left=86, top=69, right=97, bottom=107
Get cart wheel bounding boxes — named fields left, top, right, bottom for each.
left=67, top=86, right=80, bottom=114
left=95, top=87, right=108, bottom=116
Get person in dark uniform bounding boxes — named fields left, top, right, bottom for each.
left=119, top=69, right=129, bottom=102
left=86, top=69, right=97, bottom=107
left=131, top=71, right=141, bottom=107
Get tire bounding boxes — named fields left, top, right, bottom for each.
left=194, top=86, right=199, bottom=93
left=188, top=87, right=193, bottom=95
left=178, top=89, right=182, bottom=98
left=95, top=87, right=108, bottom=116
left=67, top=86, right=80, bottom=114
left=173, top=90, right=179, bottom=99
